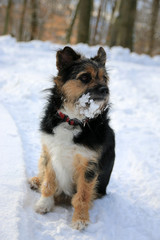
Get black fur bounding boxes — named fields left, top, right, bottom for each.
left=85, top=169, right=96, bottom=183
left=85, top=161, right=98, bottom=183
left=40, top=86, right=63, bottom=134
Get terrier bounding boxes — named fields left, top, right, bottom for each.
left=29, top=46, right=115, bottom=230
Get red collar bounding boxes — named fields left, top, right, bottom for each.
left=57, top=111, right=88, bottom=127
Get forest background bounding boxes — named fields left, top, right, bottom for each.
left=0, top=0, right=160, bottom=56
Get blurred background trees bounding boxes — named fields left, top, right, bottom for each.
left=106, top=0, right=137, bottom=51
left=0, top=0, right=159, bottom=55
left=77, top=0, right=93, bottom=43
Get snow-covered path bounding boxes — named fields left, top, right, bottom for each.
left=0, top=104, right=26, bottom=240
left=0, top=36, right=160, bottom=240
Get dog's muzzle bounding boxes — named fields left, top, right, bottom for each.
left=87, top=84, right=109, bottom=101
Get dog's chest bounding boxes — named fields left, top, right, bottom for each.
left=41, top=123, right=96, bottom=196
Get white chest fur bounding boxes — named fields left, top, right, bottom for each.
left=41, top=123, right=97, bottom=196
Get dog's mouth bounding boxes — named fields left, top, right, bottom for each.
left=91, top=96, right=107, bottom=102
left=76, top=91, right=108, bottom=119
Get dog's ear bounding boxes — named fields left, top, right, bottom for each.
left=91, top=47, right=106, bottom=66
left=56, top=47, right=81, bottom=71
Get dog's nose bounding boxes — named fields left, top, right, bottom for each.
left=99, top=86, right=108, bottom=95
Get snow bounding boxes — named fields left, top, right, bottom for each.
left=78, top=93, right=91, bottom=107
left=0, top=35, right=160, bottom=240
left=0, top=104, right=26, bottom=240
left=77, top=93, right=103, bottom=118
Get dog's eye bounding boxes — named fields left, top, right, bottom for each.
left=79, top=73, right=91, bottom=84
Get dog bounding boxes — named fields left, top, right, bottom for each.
left=29, top=46, right=115, bottom=230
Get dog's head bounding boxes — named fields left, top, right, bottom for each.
left=54, top=46, right=109, bottom=119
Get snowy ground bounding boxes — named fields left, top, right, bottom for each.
left=0, top=36, right=160, bottom=240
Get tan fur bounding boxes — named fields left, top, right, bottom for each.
left=40, top=158, right=57, bottom=197
left=62, top=79, right=87, bottom=102
left=30, top=144, right=57, bottom=197
left=72, top=154, right=98, bottom=227
left=37, top=145, right=49, bottom=183
left=86, top=65, right=96, bottom=78
left=98, top=68, right=107, bottom=82
left=29, top=176, right=41, bottom=189
left=29, top=145, right=48, bottom=190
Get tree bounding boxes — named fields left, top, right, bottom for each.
left=66, top=0, right=81, bottom=43
left=30, top=0, right=39, bottom=40
left=97, top=0, right=108, bottom=44
left=148, top=0, right=160, bottom=56
left=92, top=0, right=103, bottom=45
left=18, top=0, right=27, bottom=41
left=3, top=0, right=13, bottom=35
left=77, top=0, right=93, bottom=43
left=107, top=0, right=137, bottom=51
left=106, top=0, right=117, bottom=46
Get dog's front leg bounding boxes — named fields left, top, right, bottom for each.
left=72, top=154, right=98, bottom=230
left=29, top=144, right=51, bottom=191
left=35, top=152, right=57, bottom=214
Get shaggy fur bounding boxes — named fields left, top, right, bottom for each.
left=29, top=46, right=115, bottom=230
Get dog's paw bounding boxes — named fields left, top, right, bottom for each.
left=28, top=177, right=40, bottom=191
left=71, top=219, right=89, bottom=230
left=35, top=196, right=54, bottom=214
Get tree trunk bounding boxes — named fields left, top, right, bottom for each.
left=66, top=0, right=81, bottom=43
left=98, top=0, right=108, bottom=44
left=18, top=0, right=27, bottom=41
left=148, top=0, right=160, bottom=56
left=77, top=0, right=93, bottom=43
left=92, top=0, right=104, bottom=45
left=3, top=0, right=13, bottom=35
left=106, top=0, right=117, bottom=45
left=108, top=0, right=137, bottom=51
left=30, top=0, right=39, bottom=40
